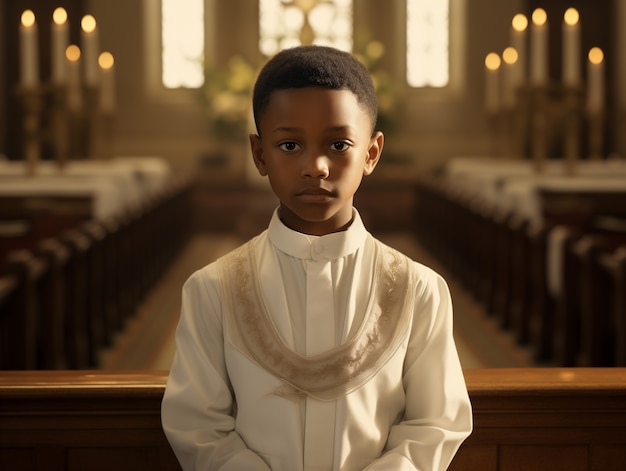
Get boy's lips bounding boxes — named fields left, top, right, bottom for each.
left=296, top=187, right=335, bottom=201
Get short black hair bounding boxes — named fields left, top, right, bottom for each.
left=252, top=45, right=378, bottom=134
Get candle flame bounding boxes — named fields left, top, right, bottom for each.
left=532, top=8, right=547, bottom=26
left=81, top=14, right=97, bottom=33
left=502, top=47, right=518, bottom=65
left=485, top=53, right=501, bottom=71
left=564, top=8, right=579, bottom=26
left=66, top=45, right=81, bottom=62
left=588, top=47, right=604, bottom=65
left=98, top=52, right=115, bottom=70
left=512, top=13, right=528, bottom=32
left=53, top=7, right=68, bottom=25
left=21, top=10, right=36, bottom=28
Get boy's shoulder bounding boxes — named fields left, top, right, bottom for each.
left=371, top=236, right=447, bottom=287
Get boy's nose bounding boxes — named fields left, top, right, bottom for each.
left=302, top=154, right=330, bottom=179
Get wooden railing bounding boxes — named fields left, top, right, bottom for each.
left=1, top=369, right=625, bottom=471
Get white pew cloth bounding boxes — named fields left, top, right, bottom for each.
left=0, top=175, right=125, bottom=221
left=0, top=157, right=172, bottom=217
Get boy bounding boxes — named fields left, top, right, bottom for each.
left=162, top=45, right=472, bottom=470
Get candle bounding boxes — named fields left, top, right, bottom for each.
left=586, top=47, right=605, bottom=114
left=484, top=52, right=501, bottom=114
left=51, top=7, right=69, bottom=84
left=81, top=15, right=100, bottom=87
left=510, top=13, right=528, bottom=84
left=562, top=8, right=581, bottom=86
left=502, top=47, right=519, bottom=109
left=530, top=8, right=549, bottom=85
left=66, top=45, right=83, bottom=112
left=98, top=52, right=116, bottom=113
left=19, top=10, right=39, bottom=87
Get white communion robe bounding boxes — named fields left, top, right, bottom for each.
left=161, top=208, right=472, bottom=471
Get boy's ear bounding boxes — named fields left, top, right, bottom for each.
left=363, top=131, right=384, bottom=176
left=249, top=134, right=268, bottom=176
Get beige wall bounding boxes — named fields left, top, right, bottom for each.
left=84, top=0, right=624, bottom=176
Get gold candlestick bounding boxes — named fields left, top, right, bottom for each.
left=83, top=85, right=100, bottom=159
left=530, top=85, right=549, bottom=173
left=562, top=85, right=583, bottom=175
left=16, top=86, right=44, bottom=177
left=587, top=111, right=604, bottom=160
left=100, top=112, right=115, bottom=160
left=50, top=84, right=70, bottom=170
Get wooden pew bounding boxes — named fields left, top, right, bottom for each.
left=0, top=369, right=625, bottom=471
left=0, top=250, right=45, bottom=369
left=33, top=238, right=70, bottom=370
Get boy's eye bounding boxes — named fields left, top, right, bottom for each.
left=279, top=141, right=299, bottom=152
left=331, top=141, right=350, bottom=152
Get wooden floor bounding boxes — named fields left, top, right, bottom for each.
left=98, top=230, right=537, bottom=370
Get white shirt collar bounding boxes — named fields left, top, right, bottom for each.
left=267, top=207, right=368, bottom=261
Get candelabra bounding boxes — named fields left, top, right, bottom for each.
left=502, top=82, right=588, bottom=175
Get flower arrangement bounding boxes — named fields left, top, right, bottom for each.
left=201, top=55, right=257, bottom=141
left=354, top=40, right=402, bottom=135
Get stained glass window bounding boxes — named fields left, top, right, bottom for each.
left=259, top=0, right=353, bottom=56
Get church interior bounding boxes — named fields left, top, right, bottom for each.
left=1, top=1, right=626, bottom=470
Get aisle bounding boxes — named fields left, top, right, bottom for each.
left=99, top=232, right=534, bottom=370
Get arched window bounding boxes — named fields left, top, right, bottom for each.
left=161, top=0, right=204, bottom=88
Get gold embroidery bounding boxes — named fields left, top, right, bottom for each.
left=220, top=240, right=413, bottom=401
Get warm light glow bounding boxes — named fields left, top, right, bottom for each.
left=98, top=51, right=115, bottom=70
left=588, top=47, right=604, bottom=65
left=53, top=7, right=68, bottom=25
left=21, top=10, right=36, bottom=28
left=532, top=8, right=547, bottom=26
left=65, top=45, right=81, bottom=61
left=81, top=15, right=97, bottom=33
left=502, top=47, right=518, bottom=65
left=511, top=13, right=528, bottom=32
left=485, top=52, right=501, bottom=71
left=564, top=8, right=579, bottom=26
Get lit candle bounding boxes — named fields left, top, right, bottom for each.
left=586, top=47, right=605, bottom=114
left=66, top=45, right=83, bottom=112
left=510, top=13, right=528, bottom=84
left=530, top=8, right=549, bottom=85
left=485, top=52, right=501, bottom=114
left=98, top=52, right=116, bottom=113
left=19, top=10, right=39, bottom=87
left=502, top=47, right=519, bottom=109
left=562, top=8, right=581, bottom=86
left=81, top=15, right=100, bottom=87
left=51, top=7, right=69, bottom=84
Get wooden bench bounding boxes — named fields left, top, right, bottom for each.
left=0, top=369, right=624, bottom=471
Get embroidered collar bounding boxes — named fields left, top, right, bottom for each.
left=219, top=239, right=414, bottom=401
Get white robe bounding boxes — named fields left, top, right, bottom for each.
left=161, top=209, right=472, bottom=470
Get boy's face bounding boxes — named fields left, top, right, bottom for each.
left=250, top=87, right=383, bottom=236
